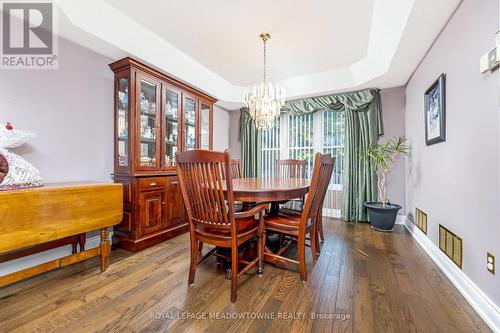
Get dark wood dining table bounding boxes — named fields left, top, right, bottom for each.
left=222, top=177, right=310, bottom=203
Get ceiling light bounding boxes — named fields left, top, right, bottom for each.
left=244, top=33, right=286, bottom=130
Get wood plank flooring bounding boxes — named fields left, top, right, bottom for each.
left=0, top=219, right=491, bottom=332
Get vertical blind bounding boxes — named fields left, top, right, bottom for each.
left=260, top=110, right=344, bottom=185
left=322, top=111, right=344, bottom=185
left=288, top=114, right=314, bottom=178
left=260, top=118, right=280, bottom=178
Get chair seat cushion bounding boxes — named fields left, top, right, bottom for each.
left=265, top=211, right=312, bottom=233
left=280, top=199, right=304, bottom=212
left=196, top=217, right=259, bottom=237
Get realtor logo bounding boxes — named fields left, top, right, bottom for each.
left=1, top=0, right=58, bottom=69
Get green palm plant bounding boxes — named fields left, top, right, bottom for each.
left=362, top=136, right=410, bottom=207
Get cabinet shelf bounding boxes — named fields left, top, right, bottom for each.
left=140, top=110, right=156, bottom=117
left=140, top=137, right=156, bottom=143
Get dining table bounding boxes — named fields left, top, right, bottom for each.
left=222, top=177, right=310, bottom=203
left=221, top=177, right=310, bottom=272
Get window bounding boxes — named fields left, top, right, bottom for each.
left=322, top=111, right=344, bottom=186
left=288, top=114, right=314, bottom=178
left=260, top=111, right=344, bottom=186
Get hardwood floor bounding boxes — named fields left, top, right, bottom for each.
left=0, top=219, right=491, bottom=333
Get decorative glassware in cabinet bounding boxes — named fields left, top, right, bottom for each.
left=139, top=80, right=158, bottom=167
left=184, top=97, right=197, bottom=151
left=200, top=103, right=210, bottom=149
left=117, top=78, right=129, bottom=167
left=165, top=89, right=179, bottom=167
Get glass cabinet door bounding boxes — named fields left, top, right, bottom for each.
left=137, top=76, right=160, bottom=169
left=116, top=75, right=130, bottom=169
left=164, top=87, right=180, bottom=167
left=200, top=103, right=211, bottom=150
left=183, top=96, right=197, bottom=151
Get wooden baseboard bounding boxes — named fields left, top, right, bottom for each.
left=115, top=223, right=188, bottom=252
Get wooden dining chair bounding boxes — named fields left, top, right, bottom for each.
left=276, top=159, right=306, bottom=178
left=176, top=150, right=267, bottom=303
left=272, top=159, right=307, bottom=213
left=222, top=159, right=242, bottom=180
left=264, top=153, right=335, bottom=282
left=221, top=159, right=245, bottom=211
left=281, top=158, right=335, bottom=254
left=230, top=159, right=242, bottom=179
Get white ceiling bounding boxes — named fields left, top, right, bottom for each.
left=54, top=0, right=461, bottom=108
left=104, top=0, right=373, bottom=86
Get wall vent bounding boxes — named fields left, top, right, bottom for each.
left=439, top=225, right=463, bottom=269
left=415, top=208, right=428, bottom=234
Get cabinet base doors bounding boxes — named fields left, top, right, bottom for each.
left=114, top=176, right=187, bottom=252
left=140, top=189, right=164, bottom=236
left=165, top=177, right=185, bottom=226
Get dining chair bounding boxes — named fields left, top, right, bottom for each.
left=278, top=157, right=333, bottom=245
left=222, top=159, right=245, bottom=212
left=222, top=159, right=242, bottom=180
left=264, top=153, right=335, bottom=282
left=230, top=159, right=242, bottom=179
left=276, top=159, right=306, bottom=178
left=176, top=149, right=267, bottom=303
left=272, top=159, right=307, bottom=214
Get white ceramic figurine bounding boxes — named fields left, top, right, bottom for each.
left=0, top=122, right=43, bottom=190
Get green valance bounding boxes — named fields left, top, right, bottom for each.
left=282, top=88, right=383, bottom=135
left=239, top=88, right=383, bottom=221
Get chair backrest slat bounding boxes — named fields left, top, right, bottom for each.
left=176, top=150, right=235, bottom=229
left=276, top=159, right=306, bottom=179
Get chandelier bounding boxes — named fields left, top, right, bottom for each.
left=244, top=33, right=286, bottom=130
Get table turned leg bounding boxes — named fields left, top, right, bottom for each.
left=79, top=233, right=86, bottom=252
left=100, top=228, right=110, bottom=272
left=71, top=239, right=78, bottom=254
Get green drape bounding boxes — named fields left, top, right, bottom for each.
left=341, top=91, right=383, bottom=221
left=239, top=88, right=383, bottom=221
left=239, top=108, right=261, bottom=177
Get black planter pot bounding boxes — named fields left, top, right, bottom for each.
left=364, top=202, right=402, bottom=232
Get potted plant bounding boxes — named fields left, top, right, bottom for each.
left=362, top=136, right=410, bottom=232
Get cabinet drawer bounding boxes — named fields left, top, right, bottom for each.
left=139, top=177, right=166, bottom=191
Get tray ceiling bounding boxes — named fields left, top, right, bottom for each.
left=53, top=0, right=461, bottom=106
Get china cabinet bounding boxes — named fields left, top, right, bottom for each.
left=110, top=57, right=215, bottom=252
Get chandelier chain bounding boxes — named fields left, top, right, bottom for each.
left=263, top=38, right=267, bottom=83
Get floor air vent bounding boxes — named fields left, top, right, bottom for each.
left=415, top=208, right=427, bottom=234
left=439, top=225, right=463, bottom=269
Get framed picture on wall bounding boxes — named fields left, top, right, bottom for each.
left=424, top=73, right=446, bottom=145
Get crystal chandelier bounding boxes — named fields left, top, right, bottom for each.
left=244, top=33, right=286, bottom=130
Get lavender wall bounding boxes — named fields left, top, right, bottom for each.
left=405, top=0, right=500, bottom=305
left=213, top=105, right=230, bottom=151
left=228, top=110, right=242, bottom=159
left=380, top=87, right=406, bottom=212
left=1, top=37, right=115, bottom=183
